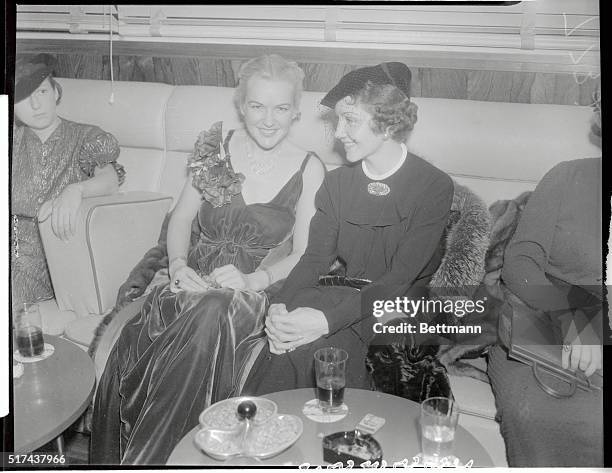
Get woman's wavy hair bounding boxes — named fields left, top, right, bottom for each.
left=14, top=75, right=63, bottom=127
left=347, top=81, right=418, bottom=142
left=49, top=76, right=63, bottom=105
left=234, top=54, right=305, bottom=115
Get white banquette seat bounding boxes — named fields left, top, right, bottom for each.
left=36, top=78, right=600, bottom=467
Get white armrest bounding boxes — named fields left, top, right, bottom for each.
left=39, top=191, right=173, bottom=317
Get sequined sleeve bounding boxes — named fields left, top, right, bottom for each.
left=78, top=129, right=126, bottom=185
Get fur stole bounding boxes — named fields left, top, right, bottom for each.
left=435, top=191, right=532, bottom=382
left=429, top=182, right=491, bottom=295
left=483, top=191, right=531, bottom=295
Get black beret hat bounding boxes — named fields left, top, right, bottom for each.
left=321, top=62, right=412, bottom=108
left=14, top=54, right=56, bottom=103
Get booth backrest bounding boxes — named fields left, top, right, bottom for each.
left=56, top=78, right=600, bottom=206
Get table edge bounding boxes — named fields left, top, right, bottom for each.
left=167, top=388, right=495, bottom=467
left=13, top=336, right=97, bottom=454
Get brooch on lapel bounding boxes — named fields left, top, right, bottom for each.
left=367, top=182, right=390, bottom=196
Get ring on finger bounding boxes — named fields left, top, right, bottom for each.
left=563, top=344, right=572, bottom=352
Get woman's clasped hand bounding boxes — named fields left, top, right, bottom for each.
left=170, top=261, right=261, bottom=292
left=210, top=264, right=252, bottom=290
left=169, top=258, right=210, bottom=293
left=265, top=303, right=328, bottom=354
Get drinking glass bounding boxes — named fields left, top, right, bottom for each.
left=314, top=347, right=348, bottom=413
left=420, top=396, right=459, bottom=464
left=13, top=302, right=45, bottom=357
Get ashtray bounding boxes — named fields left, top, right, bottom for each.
left=199, top=396, right=277, bottom=430
left=194, top=413, right=303, bottom=461
left=322, top=431, right=383, bottom=466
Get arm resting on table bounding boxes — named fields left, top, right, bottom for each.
left=39, top=191, right=173, bottom=317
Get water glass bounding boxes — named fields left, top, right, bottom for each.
left=13, top=303, right=45, bottom=357
left=420, top=396, right=459, bottom=464
left=314, top=347, right=348, bottom=413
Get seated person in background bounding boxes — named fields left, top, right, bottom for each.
left=91, top=54, right=325, bottom=465
left=243, top=62, right=453, bottom=395
left=11, top=53, right=125, bottom=314
left=488, top=91, right=603, bottom=467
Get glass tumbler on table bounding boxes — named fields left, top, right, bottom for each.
left=13, top=302, right=45, bottom=357
left=314, top=347, right=348, bottom=413
left=420, top=396, right=459, bottom=464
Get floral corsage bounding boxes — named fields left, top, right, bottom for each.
left=188, top=121, right=245, bottom=208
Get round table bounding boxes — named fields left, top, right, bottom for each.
left=13, top=335, right=96, bottom=454
left=167, top=388, right=494, bottom=466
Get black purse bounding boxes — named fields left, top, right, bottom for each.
left=318, top=275, right=371, bottom=290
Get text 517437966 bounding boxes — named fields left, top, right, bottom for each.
left=3, top=453, right=66, bottom=466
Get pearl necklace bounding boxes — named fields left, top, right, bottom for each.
left=362, top=143, right=407, bottom=196
left=244, top=139, right=278, bottom=176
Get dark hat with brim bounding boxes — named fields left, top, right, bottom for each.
left=321, top=62, right=412, bottom=108
left=14, top=54, right=56, bottom=103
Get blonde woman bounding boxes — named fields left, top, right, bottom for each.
left=91, top=55, right=325, bottom=465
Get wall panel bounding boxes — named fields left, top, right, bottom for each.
left=15, top=40, right=599, bottom=106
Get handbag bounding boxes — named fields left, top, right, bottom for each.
left=507, top=292, right=602, bottom=398
left=318, top=275, right=371, bottom=290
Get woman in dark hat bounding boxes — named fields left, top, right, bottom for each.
left=243, top=62, right=454, bottom=394
left=11, top=54, right=125, bottom=313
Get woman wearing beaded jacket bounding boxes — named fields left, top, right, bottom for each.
left=11, top=54, right=125, bottom=314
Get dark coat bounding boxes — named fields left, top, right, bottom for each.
left=244, top=153, right=454, bottom=394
